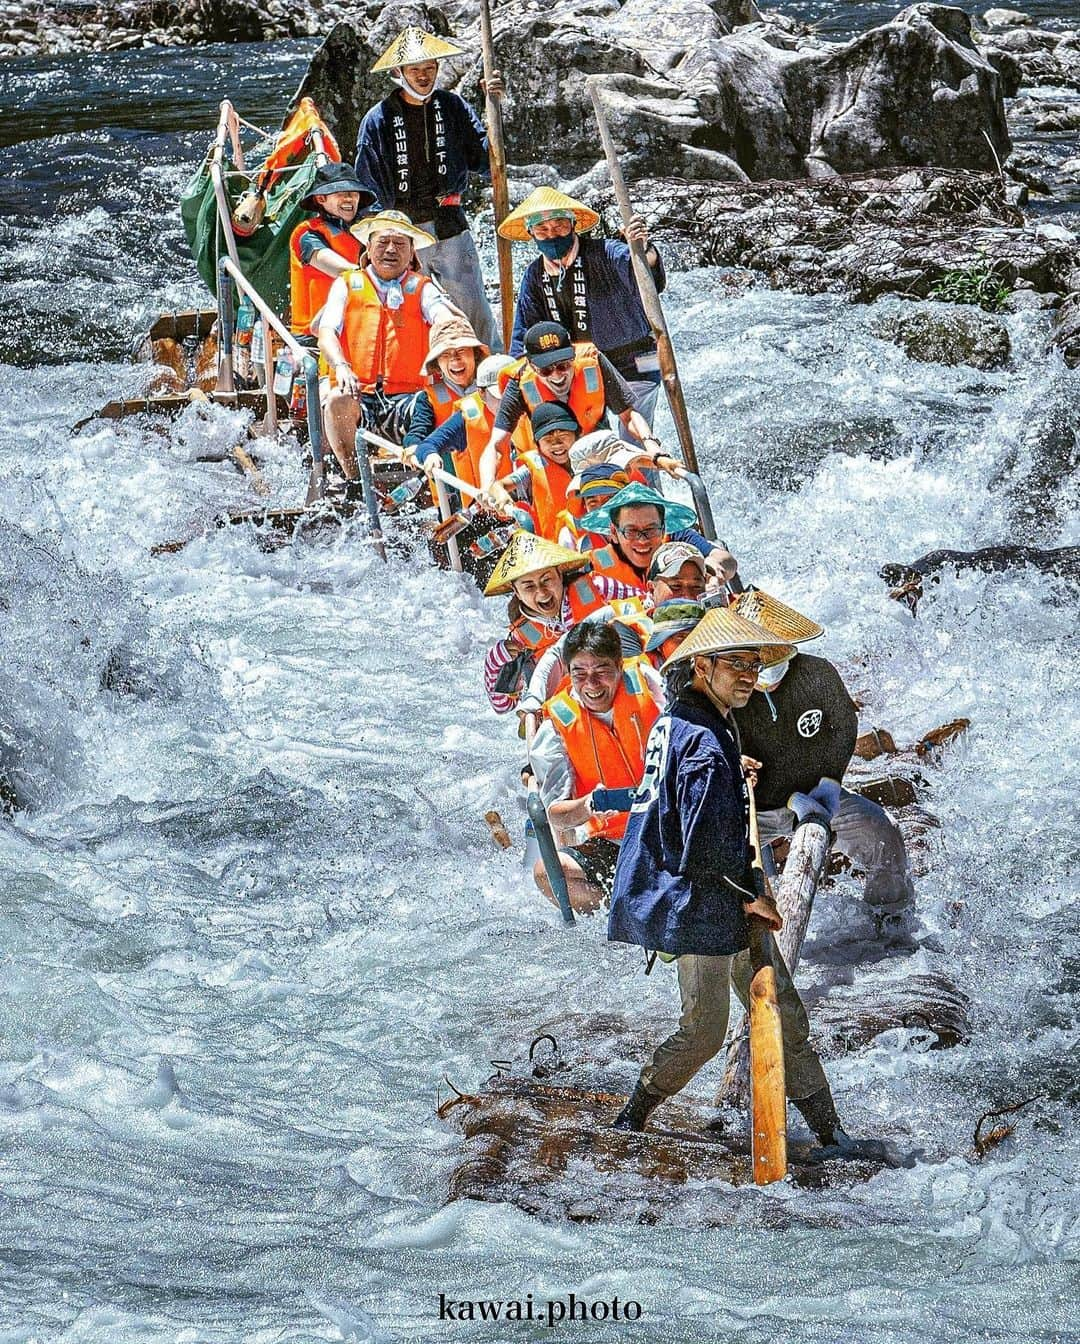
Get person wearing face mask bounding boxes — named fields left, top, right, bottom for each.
left=729, top=590, right=916, bottom=934
left=481, top=532, right=641, bottom=715
left=499, top=187, right=666, bottom=430
left=354, top=27, right=502, bottom=352
left=318, top=210, right=459, bottom=484
left=288, top=162, right=375, bottom=337
left=478, top=322, right=662, bottom=496
left=605, top=606, right=852, bottom=1146
left=530, top=622, right=664, bottom=913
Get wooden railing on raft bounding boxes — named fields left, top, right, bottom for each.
left=217, top=256, right=327, bottom=500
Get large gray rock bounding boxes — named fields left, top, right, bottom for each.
left=873, top=304, right=1012, bottom=369
left=293, top=0, right=1011, bottom=180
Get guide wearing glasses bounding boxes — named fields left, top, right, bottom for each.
left=477, top=321, right=660, bottom=497
left=576, top=482, right=738, bottom=596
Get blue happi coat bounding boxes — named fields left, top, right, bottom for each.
left=608, top=690, right=755, bottom=957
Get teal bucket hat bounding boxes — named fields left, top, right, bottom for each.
left=577, top=481, right=699, bottom=538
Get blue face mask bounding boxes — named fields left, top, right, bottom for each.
left=535, top=231, right=576, bottom=261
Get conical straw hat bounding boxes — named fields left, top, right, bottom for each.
left=372, top=27, right=465, bottom=72
left=732, top=588, right=824, bottom=643
left=498, top=187, right=600, bottom=243
left=484, top=530, right=588, bottom=597
left=661, top=606, right=795, bottom=674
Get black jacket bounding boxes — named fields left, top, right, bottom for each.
left=733, top=654, right=857, bottom=810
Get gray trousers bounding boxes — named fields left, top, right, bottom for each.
left=640, top=945, right=828, bottom=1102
left=758, top=788, right=914, bottom=916
left=617, top=377, right=660, bottom=434
left=415, top=225, right=502, bottom=353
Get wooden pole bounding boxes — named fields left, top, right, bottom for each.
left=479, top=0, right=515, bottom=351
left=746, top=778, right=788, bottom=1186
left=588, top=82, right=699, bottom=475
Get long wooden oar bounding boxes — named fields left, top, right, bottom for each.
left=588, top=81, right=699, bottom=476
left=479, top=0, right=514, bottom=350
left=524, top=713, right=575, bottom=925
left=746, top=776, right=788, bottom=1186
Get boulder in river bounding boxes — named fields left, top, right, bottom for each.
left=872, top=303, right=1012, bottom=369
left=294, top=1, right=1011, bottom=180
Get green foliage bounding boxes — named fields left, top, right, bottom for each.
left=929, top=267, right=1012, bottom=313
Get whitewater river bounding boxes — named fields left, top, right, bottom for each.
left=0, top=31, right=1078, bottom=1344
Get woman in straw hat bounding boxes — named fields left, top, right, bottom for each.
left=402, top=312, right=489, bottom=450
left=606, top=604, right=852, bottom=1146
left=730, top=590, right=915, bottom=933
left=354, top=26, right=502, bottom=351
left=481, top=530, right=644, bottom=714
left=499, top=186, right=666, bottom=428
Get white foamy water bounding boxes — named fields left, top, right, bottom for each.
left=0, top=274, right=1076, bottom=1343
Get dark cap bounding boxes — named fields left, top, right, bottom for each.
left=524, top=321, right=574, bottom=369
left=530, top=400, right=580, bottom=440
left=302, top=162, right=375, bottom=208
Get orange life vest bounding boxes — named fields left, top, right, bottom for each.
left=588, top=542, right=650, bottom=595
left=507, top=574, right=609, bottom=653
left=424, top=378, right=459, bottom=429
left=335, top=268, right=431, bottom=396
left=289, top=217, right=362, bottom=336
left=518, top=450, right=573, bottom=541
left=545, top=656, right=661, bottom=840
left=515, top=342, right=607, bottom=453
left=458, top=393, right=516, bottom=489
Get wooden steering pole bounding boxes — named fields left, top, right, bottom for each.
left=746, top=776, right=788, bottom=1186
left=588, top=79, right=700, bottom=476
left=479, top=0, right=515, bottom=350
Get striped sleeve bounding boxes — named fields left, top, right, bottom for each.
left=483, top=638, right=521, bottom=714
left=592, top=575, right=642, bottom=602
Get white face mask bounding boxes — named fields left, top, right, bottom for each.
left=755, top=659, right=791, bottom=691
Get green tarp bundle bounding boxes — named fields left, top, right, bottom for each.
left=180, top=156, right=319, bottom=318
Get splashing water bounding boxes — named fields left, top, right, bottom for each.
left=0, top=36, right=1077, bottom=1344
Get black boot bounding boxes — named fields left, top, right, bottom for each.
left=791, top=1085, right=844, bottom=1145
left=612, top=1082, right=663, bottom=1132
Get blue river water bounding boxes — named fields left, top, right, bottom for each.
left=0, top=20, right=1077, bottom=1344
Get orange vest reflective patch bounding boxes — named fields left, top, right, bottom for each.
left=545, top=656, right=661, bottom=840
left=519, top=449, right=573, bottom=540
left=458, top=392, right=518, bottom=488
left=515, top=342, right=606, bottom=453
left=508, top=575, right=608, bottom=652
left=589, top=543, right=650, bottom=595
left=289, top=218, right=362, bottom=336
left=425, top=379, right=458, bottom=428
left=337, top=268, right=431, bottom=396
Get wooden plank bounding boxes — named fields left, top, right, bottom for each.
left=147, top=309, right=218, bottom=342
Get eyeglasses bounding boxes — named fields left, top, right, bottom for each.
left=711, top=654, right=765, bottom=674
left=537, top=358, right=574, bottom=377
left=618, top=525, right=663, bottom=542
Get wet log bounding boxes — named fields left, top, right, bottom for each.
left=194, top=328, right=220, bottom=392
left=147, top=309, right=218, bottom=342
left=882, top=545, right=1080, bottom=609
left=145, top=336, right=188, bottom=395
left=443, top=1079, right=883, bottom=1223
left=72, top=390, right=269, bottom=432
left=150, top=499, right=359, bottom=556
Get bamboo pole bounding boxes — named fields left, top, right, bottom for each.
left=479, top=0, right=515, bottom=350
left=588, top=80, right=699, bottom=475
left=746, top=778, right=788, bottom=1186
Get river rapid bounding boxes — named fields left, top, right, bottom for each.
left=0, top=29, right=1078, bottom=1344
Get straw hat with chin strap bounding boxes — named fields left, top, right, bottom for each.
left=498, top=186, right=600, bottom=243
left=661, top=606, right=796, bottom=674
left=371, top=27, right=464, bottom=72
left=351, top=210, right=436, bottom=250
left=484, top=531, right=589, bottom=597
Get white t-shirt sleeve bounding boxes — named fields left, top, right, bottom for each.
left=318, top=275, right=349, bottom=338
left=420, top=278, right=460, bottom=327
left=530, top=721, right=573, bottom=810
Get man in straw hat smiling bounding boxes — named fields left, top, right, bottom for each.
left=354, top=25, right=502, bottom=350
left=500, top=186, right=666, bottom=428
left=606, top=604, right=852, bottom=1145
left=730, top=589, right=915, bottom=935
left=318, top=209, right=458, bottom=483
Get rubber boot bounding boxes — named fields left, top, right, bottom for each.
left=791, top=1084, right=844, bottom=1145
left=612, top=1082, right=663, bottom=1132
